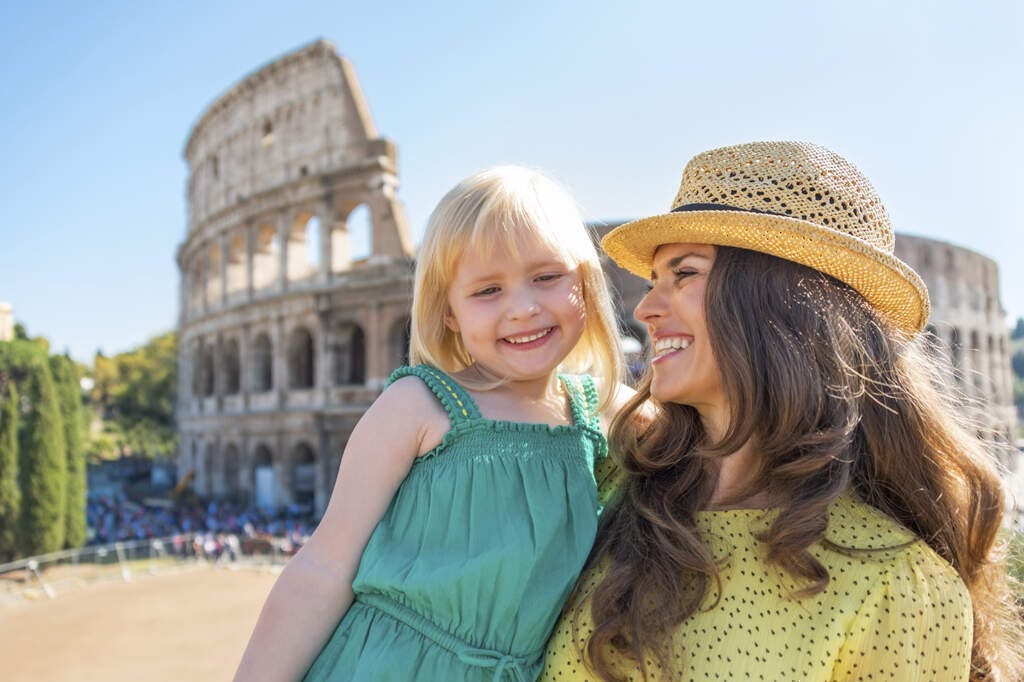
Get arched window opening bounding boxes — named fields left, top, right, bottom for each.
left=253, top=445, right=275, bottom=510
left=346, top=204, right=372, bottom=264
left=223, top=339, right=241, bottom=395
left=224, top=444, right=241, bottom=500
left=251, top=333, right=273, bottom=392
left=288, top=327, right=315, bottom=389
left=389, top=317, right=410, bottom=372
left=291, top=443, right=317, bottom=512
left=332, top=323, right=366, bottom=385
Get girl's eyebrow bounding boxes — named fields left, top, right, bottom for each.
left=461, top=260, right=569, bottom=286
left=650, top=252, right=710, bottom=281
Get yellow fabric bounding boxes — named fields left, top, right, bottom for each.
left=541, top=493, right=972, bottom=681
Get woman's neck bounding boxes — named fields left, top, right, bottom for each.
left=700, top=405, right=770, bottom=510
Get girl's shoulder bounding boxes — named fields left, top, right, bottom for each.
left=377, top=368, right=454, bottom=457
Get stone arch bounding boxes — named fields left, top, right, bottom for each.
left=333, top=322, right=366, bottom=385
left=950, top=327, right=963, bottom=384
left=998, top=336, right=1009, bottom=402
left=344, top=203, right=373, bottom=265
left=986, top=334, right=997, bottom=402
left=288, top=211, right=320, bottom=281
left=388, top=316, right=410, bottom=371
left=225, top=232, right=246, bottom=298
left=253, top=223, right=279, bottom=291
left=969, top=330, right=983, bottom=393
left=191, top=345, right=202, bottom=396
left=251, top=333, right=273, bottom=392
left=203, top=441, right=217, bottom=496
left=198, top=342, right=215, bottom=397
left=222, top=338, right=241, bottom=395
left=191, top=258, right=206, bottom=313
left=224, top=443, right=241, bottom=501
left=207, top=243, right=223, bottom=304
left=288, top=326, right=316, bottom=389
left=252, top=444, right=276, bottom=510
left=923, top=324, right=945, bottom=360
left=291, top=442, right=317, bottom=510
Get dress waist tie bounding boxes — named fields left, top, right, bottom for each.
left=357, top=593, right=535, bottom=682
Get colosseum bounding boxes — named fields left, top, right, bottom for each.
left=176, top=41, right=1018, bottom=516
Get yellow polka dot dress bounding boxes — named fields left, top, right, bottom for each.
left=541, top=493, right=972, bottom=681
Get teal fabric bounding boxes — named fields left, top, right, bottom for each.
left=303, top=365, right=606, bottom=681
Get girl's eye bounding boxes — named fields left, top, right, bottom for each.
left=535, top=273, right=563, bottom=283
left=473, top=286, right=500, bottom=297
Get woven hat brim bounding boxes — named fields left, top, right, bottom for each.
left=601, top=211, right=930, bottom=333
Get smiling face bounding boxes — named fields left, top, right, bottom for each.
left=634, top=243, right=725, bottom=414
left=445, top=235, right=586, bottom=384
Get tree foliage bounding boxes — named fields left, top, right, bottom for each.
left=50, top=355, right=87, bottom=548
left=88, top=331, right=177, bottom=459
left=0, top=340, right=68, bottom=556
left=0, top=382, right=20, bottom=562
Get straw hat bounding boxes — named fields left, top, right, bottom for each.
left=601, top=141, right=930, bottom=333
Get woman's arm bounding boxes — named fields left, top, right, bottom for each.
left=831, top=550, right=973, bottom=681
left=232, top=378, right=445, bottom=682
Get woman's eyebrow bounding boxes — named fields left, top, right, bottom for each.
left=650, top=252, right=710, bottom=280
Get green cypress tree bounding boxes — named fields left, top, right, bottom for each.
left=17, top=355, right=67, bottom=556
left=50, top=355, right=87, bottom=548
left=0, top=381, right=20, bottom=562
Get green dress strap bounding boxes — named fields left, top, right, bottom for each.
left=387, top=365, right=482, bottom=426
left=559, top=374, right=607, bottom=459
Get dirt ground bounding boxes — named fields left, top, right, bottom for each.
left=0, top=565, right=279, bottom=681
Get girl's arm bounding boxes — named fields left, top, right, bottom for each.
left=232, top=378, right=446, bottom=682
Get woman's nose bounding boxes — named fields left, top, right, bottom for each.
left=634, top=287, right=664, bottom=324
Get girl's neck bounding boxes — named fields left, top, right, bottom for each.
left=458, top=363, right=562, bottom=402
left=455, top=363, right=571, bottom=427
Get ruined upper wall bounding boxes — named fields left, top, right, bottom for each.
left=894, top=233, right=1003, bottom=321
left=183, top=40, right=380, bottom=231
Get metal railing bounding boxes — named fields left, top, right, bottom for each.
left=0, top=533, right=297, bottom=604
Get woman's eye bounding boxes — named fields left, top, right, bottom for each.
left=673, top=269, right=697, bottom=282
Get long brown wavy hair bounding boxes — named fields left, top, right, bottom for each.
left=581, top=246, right=1023, bottom=681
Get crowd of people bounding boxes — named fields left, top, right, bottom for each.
left=85, top=494, right=316, bottom=557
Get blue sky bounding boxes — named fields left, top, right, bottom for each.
left=1, top=1, right=1021, bottom=361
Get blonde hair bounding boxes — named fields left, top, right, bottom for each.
left=409, top=166, right=623, bottom=409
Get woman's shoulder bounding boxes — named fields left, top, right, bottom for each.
left=823, top=494, right=967, bottom=594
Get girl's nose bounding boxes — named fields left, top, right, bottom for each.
left=507, top=296, right=541, bottom=320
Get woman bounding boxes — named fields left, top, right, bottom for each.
left=542, top=141, right=1023, bottom=681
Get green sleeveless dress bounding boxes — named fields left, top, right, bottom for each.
left=303, top=365, right=607, bottom=682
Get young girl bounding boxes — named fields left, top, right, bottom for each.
left=234, top=166, right=628, bottom=681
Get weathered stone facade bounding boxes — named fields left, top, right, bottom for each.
left=894, top=234, right=1017, bottom=468
left=177, top=43, right=1018, bottom=516
left=176, top=41, right=415, bottom=514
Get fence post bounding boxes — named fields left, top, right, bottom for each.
left=27, top=560, right=57, bottom=600
left=114, top=542, right=132, bottom=582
